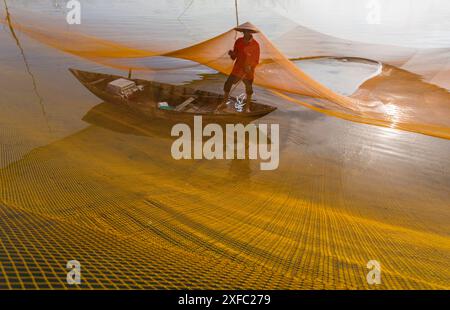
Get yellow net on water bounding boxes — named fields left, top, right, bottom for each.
left=2, top=10, right=450, bottom=139
left=1, top=7, right=450, bottom=290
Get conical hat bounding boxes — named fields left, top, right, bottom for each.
left=234, top=22, right=259, bottom=33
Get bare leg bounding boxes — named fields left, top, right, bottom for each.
left=245, top=93, right=252, bottom=112
left=216, top=91, right=230, bottom=112
left=223, top=91, right=230, bottom=104
left=243, top=79, right=254, bottom=113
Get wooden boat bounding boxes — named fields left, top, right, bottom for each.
left=70, top=68, right=276, bottom=122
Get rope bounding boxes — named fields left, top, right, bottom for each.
left=3, top=0, right=52, bottom=135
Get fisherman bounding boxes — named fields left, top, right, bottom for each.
left=218, top=22, right=260, bottom=113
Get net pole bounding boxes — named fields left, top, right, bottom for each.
left=235, top=0, right=239, bottom=27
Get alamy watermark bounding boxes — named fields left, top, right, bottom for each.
left=366, top=0, right=381, bottom=24
left=171, top=116, right=280, bottom=171
left=366, top=260, right=381, bottom=285
left=66, top=0, right=81, bottom=25
left=66, top=259, right=81, bottom=285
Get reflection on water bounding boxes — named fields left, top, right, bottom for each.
left=0, top=0, right=449, bottom=289
left=83, top=101, right=255, bottom=180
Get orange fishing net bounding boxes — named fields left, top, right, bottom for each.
left=2, top=10, right=450, bottom=139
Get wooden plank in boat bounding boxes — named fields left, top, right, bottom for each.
left=88, top=78, right=107, bottom=86
left=175, top=97, right=196, bottom=112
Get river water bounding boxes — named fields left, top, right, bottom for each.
left=0, top=0, right=449, bottom=289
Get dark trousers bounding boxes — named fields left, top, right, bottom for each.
left=224, top=75, right=254, bottom=95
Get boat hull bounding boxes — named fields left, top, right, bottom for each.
left=70, top=68, right=277, bottom=123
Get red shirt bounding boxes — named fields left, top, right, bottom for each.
left=230, top=37, right=260, bottom=80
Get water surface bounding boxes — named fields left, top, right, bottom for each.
left=0, top=0, right=449, bottom=289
